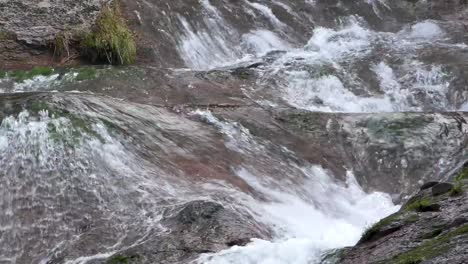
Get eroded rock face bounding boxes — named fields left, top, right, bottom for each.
left=95, top=201, right=270, bottom=264
left=338, top=168, right=468, bottom=264
left=0, top=0, right=106, bottom=45
left=0, top=0, right=107, bottom=69
left=1, top=90, right=466, bottom=263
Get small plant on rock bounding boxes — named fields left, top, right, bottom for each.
left=449, top=181, right=463, bottom=196
left=405, top=198, right=439, bottom=212
left=81, top=2, right=136, bottom=65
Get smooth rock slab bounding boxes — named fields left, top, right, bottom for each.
left=432, top=182, right=454, bottom=196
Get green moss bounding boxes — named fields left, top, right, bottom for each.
left=419, top=229, right=443, bottom=240
left=449, top=181, right=463, bottom=197
left=360, top=212, right=400, bottom=243
left=0, top=71, right=6, bottom=79
left=75, top=67, right=98, bottom=81
left=8, top=66, right=55, bottom=82
left=28, top=101, right=105, bottom=143
left=388, top=224, right=468, bottom=264
left=81, top=3, right=136, bottom=65
left=108, top=254, right=139, bottom=264
left=455, top=167, right=468, bottom=181
left=109, top=255, right=130, bottom=264
left=405, top=198, right=437, bottom=212
left=365, top=116, right=433, bottom=140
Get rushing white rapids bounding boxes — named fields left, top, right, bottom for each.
left=175, top=0, right=466, bottom=113
left=197, top=169, right=398, bottom=264
left=192, top=111, right=399, bottom=264
left=1, top=0, right=468, bottom=263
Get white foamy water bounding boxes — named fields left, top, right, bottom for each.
left=250, top=17, right=460, bottom=112
left=192, top=111, right=399, bottom=264
left=197, top=168, right=399, bottom=264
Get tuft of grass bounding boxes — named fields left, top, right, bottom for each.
left=360, top=213, right=400, bottom=243
left=81, top=3, right=136, bottom=65
left=449, top=181, right=463, bottom=197
left=51, top=32, right=72, bottom=58
left=455, top=167, right=468, bottom=181
left=9, top=66, right=54, bottom=82
left=0, top=71, right=6, bottom=79
left=405, top=198, right=438, bottom=212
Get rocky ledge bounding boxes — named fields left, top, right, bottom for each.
left=336, top=166, right=468, bottom=264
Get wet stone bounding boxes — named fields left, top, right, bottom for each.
left=420, top=181, right=439, bottom=190
left=431, top=182, right=454, bottom=196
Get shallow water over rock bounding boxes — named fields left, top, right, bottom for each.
left=1, top=0, right=468, bottom=263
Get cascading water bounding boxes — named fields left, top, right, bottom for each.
left=1, top=0, right=467, bottom=263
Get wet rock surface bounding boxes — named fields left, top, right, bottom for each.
left=338, top=168, right=468, bottom=264
left=1, top=0, right=468, bottom=263
left=93, top=200, right=270, bottom=264
left=0, top=90, right=466, bottom=263
left=0, top=0, right=108, bottom=69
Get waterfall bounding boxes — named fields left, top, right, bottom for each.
left=1, top=0, right=467, bottom=263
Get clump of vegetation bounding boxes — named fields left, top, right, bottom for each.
left=7, top=66, right=55, bottom=82
left=360, top=212, right=400, bottom=243
left=405, top=198, right=439, bottom=212
left=51, top=32, right=72, bottom=58
left=389, top=224, right=468, bottom=264
left=81, top=3, right=136, bottom=65
left=74, top=67, right=98, bottom=81
left=419, top=228, right=443, bottom=240
left=449, top=181, right=463, bottom=197
left=0, top=71, right=6, bottom=79
left=108, top=254, right=139, bottom=264
left=455, top=167, right=468, bottom=181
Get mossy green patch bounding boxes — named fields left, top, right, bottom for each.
left=364, top=116, right=433, bottom=140
left=8, top=66, right=55, bottom=82
left=81, top=3, right=136, bottom=65
left=360, top=212, right=401, bottom=243
left=388, top=224, right=468, bottom=264
left=28, top=100, right=105, bottom=144
left=108, top=254, right=139, bottom=264
left=74, top=67, right=98, bottom=81
left=449, top=181, right=463, bottom=197
left=405, top=198, right=438, bottom=212
left=419, top=228, right=443, bottom=240
left=109, top=255, right=130, bottom=264
left=455, top=167, right=468, bottom=181
left=0, top=71, right=6, bottom=79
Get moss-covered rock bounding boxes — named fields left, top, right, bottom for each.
left=405, top=198, right=440, bottom=212
left=107, top=254, right=139, bottom=264
left=3, top=66, right=55, bottom=82
left=388, top=225, right=468, bottom=264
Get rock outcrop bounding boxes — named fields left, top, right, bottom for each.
left=337, top=167, right=468, bottom=263
left=0, top=0, right=109, bottom=69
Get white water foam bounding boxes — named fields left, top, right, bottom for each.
left=191, top=110, right=399, bottom=264
left=242, top=30, right=290, bottom=57
left=197, top=168, right=399, bottom=264
left=251, top=17, right=459, bottom=112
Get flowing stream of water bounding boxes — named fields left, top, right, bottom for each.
left=1, top=0, right=467, bottom=263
